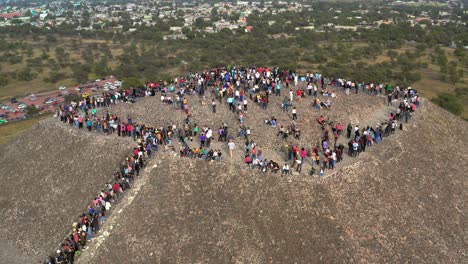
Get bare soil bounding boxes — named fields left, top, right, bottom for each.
left=80, top=100, right=467, bottom=263
left=0, top=119, right=135, bottom=262
left=0, top=93, right=466, bottom=263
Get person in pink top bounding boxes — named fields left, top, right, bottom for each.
left=300, top=147, right=307, bottom=164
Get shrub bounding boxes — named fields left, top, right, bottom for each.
left=432, top=93, right=464, bottom=116
left=0, top=74, right=9, bottom=86
left=26, top=104, right=40, bottom=116
left=64, top=93, right=82, bottom=104
left=17, top=67, right=36, bottom=81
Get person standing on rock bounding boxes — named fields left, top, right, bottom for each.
left=296, top=158, right=303, bottom=173
left=300, top=147, right=307, bottom=164
left=200, top=133, right=206, bottom=148
left=388, top=93, right=393, bottom=106
left=346, top=123, right=352, bottom=138
left=352, top=140, right=359, bottom=156
left=228, top=140, right=236, bottom=158
left=212, top=99, right=216, bottom=113
left=227, top=96, right=234, bottom=111
left=292, top=107, right=297, bottom=120
left=206, top=128, right=213, bottom=147
left=276, top=81, right=281, bottom=96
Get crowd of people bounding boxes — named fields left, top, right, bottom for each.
left=45, top=65, right=421, bottom=263
left=193, top=66, right=420, bottom=177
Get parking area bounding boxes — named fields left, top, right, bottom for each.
left=0, top=76, right=119, bottom=123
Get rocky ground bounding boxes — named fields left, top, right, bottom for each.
left=0, top=118, right=135, bottom=262
left=1, top=86, right=467, bottom=263
left=78, top=155, right=357, bottom=263
left=97, top=88, right=387, bottom=171
left=322, top=101, right=468, bottom=262
left=79, top=100, right=467, bottom=263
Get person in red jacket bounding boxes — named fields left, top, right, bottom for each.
left=127, top=123, right=132, bottom=137
left=296, top=89, right=302, bottom=99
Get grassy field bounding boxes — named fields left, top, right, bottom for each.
left=1, top=37, right=465, bottom=100
left=0, top=37, right=181, bottom=100
left=0, top=37, right=126, bottom=100
left=0, top=113, right=52, bottom=145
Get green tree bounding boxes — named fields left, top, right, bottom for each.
left=41, top=50, right=49, bottom=60
left=122, top=77, right=143, bottom=89
left=55, top=47, right=65, bottom=57
left=44, top=71, right=65, bottom=83
left=94, top=61, right=109, bottom=77
left=72, top=64, right=90, bottom=83
left=0, top=73, right=8, bottom=86
left=194, top=17, right=211, bottom=29
left=46, top=34, right=57, bottom=43
left=64, top=93, right=82, bottom=104
left=447, top=61, right=462, bottom=84
left=17, top=67, right=36, bottom=81
left=415, top=43, right=427, bottom=52
left=25, top=47, right=33, bottom=57
left=432, top=93, right=464, bottom=116
left=387, top=50, right=398, bottom=60
left=26, top=104, right=40, bottom=116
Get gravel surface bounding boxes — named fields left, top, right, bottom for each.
left=81, top=101, right=467, bottom=263
left=2, top=87, right=467, bottom=263
left=0, top=118, right=135, bottom=262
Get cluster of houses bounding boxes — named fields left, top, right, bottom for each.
left=0, top=0, right=465, bottom=37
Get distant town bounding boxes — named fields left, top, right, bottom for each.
left=0, top=0, right=466, bottom=40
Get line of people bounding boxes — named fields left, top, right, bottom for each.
left=46, top=122, right=151, bottom=264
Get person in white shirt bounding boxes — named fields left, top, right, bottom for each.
left=252, top=158, right=259, bottom=169
left=282, top=163, right=290, bottom=175
left=331, top=151, right=337, bottom=169
left=206, top=128, right=213, bottom=147
left=227, top=141, right=236, bottom=158
left=296, top=158, right=303, bottom=172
